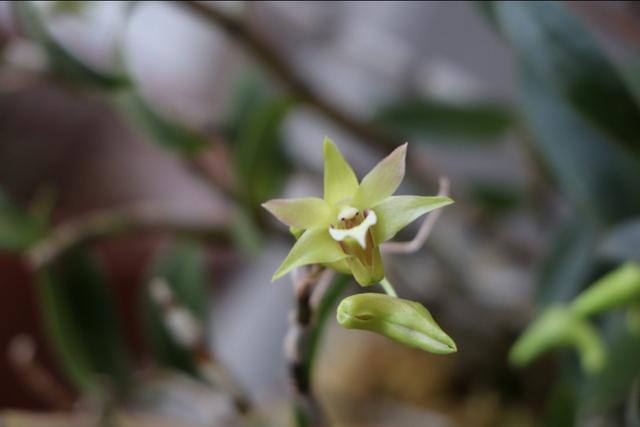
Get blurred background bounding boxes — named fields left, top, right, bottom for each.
left=1, top=1, right=640, bottom=426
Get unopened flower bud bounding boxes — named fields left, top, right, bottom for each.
left=336, top=293, right=457, bottom=354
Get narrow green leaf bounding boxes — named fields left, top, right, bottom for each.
left=490, top=1, right=640, bottom=156
left=374, top=98, right=512, bottom=142
left=0, top=190, right=45, bottom=251
left=509, top=306, right=605, bottom=373
left=571, top=263, right=640, bottom=319
left=233, top=97, right=292, bottom=207
left=543, top=379, right=577, bottom=427
left=536, top=218, right=597, bottom=307
left=519, top=67, right=640, bottom=224
left=580, top=315, right=640, bottom=411
left=115, top=92, right=209, bottom=154
left=12, top=1, right=128, bottom=90
left=37, top=249, right=131, bottom=394
left=144, top=241, right=210, bottom=375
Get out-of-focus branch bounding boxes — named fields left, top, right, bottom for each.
left=149, top=278, right=254, bottom=417
left=177, top=1, right=400, bottom=150
left=284, top=265, right=329, bottom=427
left=27, top=203, right=232, bottom=270
left=7, top=335, right=76, bottom=410
left=382, top=177, right=450, bottom=254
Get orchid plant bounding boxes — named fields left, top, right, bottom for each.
left=263, top=138, right=457, bottom=354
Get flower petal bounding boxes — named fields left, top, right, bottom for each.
left=262, top=197, right=331, bottom=229
left=323, top=137, right=359, bottom=204
left=272, top=227, right=347, bottom=281
left=373, top=195, right=453, bottom=243
left=353, top=143, right=407, bottom=208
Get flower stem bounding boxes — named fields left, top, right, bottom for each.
left=380, top=277, right=398, bottom=297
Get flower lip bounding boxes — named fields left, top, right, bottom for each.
left=328, top=209, right=377, bottom=249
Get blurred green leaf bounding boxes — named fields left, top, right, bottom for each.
left=374, top=99, right=512, bottom=142
left=488, top=1, right=640, bottom=156
left=232, top=96, right=292, bottom=207
left=580, top=315, right=640, bottom=411
left=13, top=1, right=128, bottom=89
left=37, top=248, right=131, bottom=394
left=571, top=263, right=640, bottom=319
left=537, top=218, right=596, bottom=307
left=519, top=67, right=640, bottom=224
left=0, top=190, right=46, bottom=251
left=600, top=219, right=640, bottom=263
left=544, top=379, right=577, bottom=427
left=144, top=241, right=209, bottom=375
left=115, top=92, right=209, bottom=154
left=510, top=306, right=605, bottom=374
left=469, top=182, right=522, bottom=217
left=224, top=73, right=271, bottom=142
left=230, top=208, right=262, bottom=255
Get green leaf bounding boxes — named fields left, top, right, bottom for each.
left=37, top=248, right=131, bottom=394
left=115, top=92, right=209, bottom=154
left=519, top=67, right=640, bottom=225
left=543, top=379, right=577, bottom=427
left=374, top=99, right=512, bottom=142
left=600, top=219, right=640, bottom=263
left=144, top=241, right=210, bottom=375
left=536, top=218, right=597, bottom=307
left=0, top=190, right=46, bottom=251
left=489, top=1, right=640, bottom=156
left=13, top=1, right=128, bottom=90
left=233, top=96, right=293, bottom=208
left=509, top=306, right=605, bottom=373
left=580, top=315, right=640, bottom=411
left=571, top=263, right=640, bottom=319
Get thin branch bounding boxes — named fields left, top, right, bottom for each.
left=149, top=278, right=254, bottom=416
left=177, top=1, right=400, bottom=150
left=27, top=202, right=231, bottom=270
left=382, top=177, right=450, bottom=254
left=284, top=265, right=327, bottom=427
left=7, top=334, right=76, bottom=410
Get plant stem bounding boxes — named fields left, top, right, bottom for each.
left=177, top=0, right=401, bottom=151
left=27, top=203, right=231, bottom=270
left=285, top=268, right=349, bottom=427
left=380, top=277, right=398, bottom=297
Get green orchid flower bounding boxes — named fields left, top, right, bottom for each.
left=262, top=138, right=453, bottom=286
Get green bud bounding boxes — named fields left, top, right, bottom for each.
left=570, top=262, right=640, bottom=318
left=509, top=306, right=605, bottom=374
left=336, top=293, right=457, bottom=354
